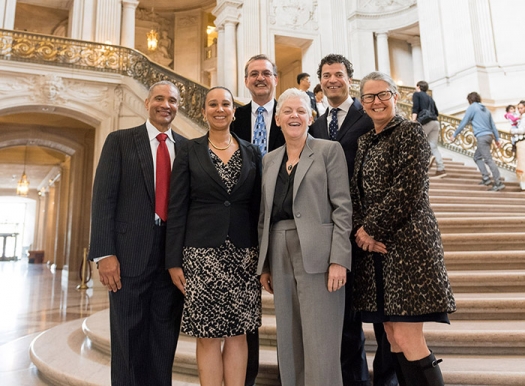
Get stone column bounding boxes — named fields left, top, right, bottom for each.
left=223, top=21, right=238, bottom=94
left=69, top=0, right=95, bottom=41
left=94, top=0, right=121, bottom=44
left=44, top=185, right=57, bottom=265
left=213, top=0, right=242, bottom=95
left=375, top=32, right=391, bottom=75
left=216, top=26, right=225, bottom=86
left=121, top=0, right=139, bottom=48
left=408, top=36, right=424, bottom=84
left=210, top=69, right=218, bottom=88
left=0, top=0, right=16, bottom=29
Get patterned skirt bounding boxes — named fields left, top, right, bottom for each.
left=181, top=238, right=262, bottom=338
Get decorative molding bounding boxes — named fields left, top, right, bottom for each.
left=269, top=0, right=318, bottom=31
left=178, top=16, right=198, bottom=28
left=358, top=0, right=416, bottom=13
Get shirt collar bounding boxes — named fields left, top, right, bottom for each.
left=251, top=99, right=274, bottom=115
left=146, top=120, right=174, bottom=142
left=328, top=96, right=354, bottom=115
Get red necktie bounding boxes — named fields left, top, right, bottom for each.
left=155, top=133, right=170, bottom=222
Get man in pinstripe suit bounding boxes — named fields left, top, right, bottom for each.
left=89, top=81, right=186, bottom=385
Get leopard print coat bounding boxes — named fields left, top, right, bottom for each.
left=350, top=115, right=456, bottom=316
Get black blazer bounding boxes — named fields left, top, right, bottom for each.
left=309, top=97, right=373, bottom=180
left=165, top=132, right=262, bottom=268
left=88, top=124, right=187, bottom=277
left=231, top=100, right=285, bottom=152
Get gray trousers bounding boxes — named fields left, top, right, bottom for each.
left=474, top=134, right=501, bottom=184
left=422, top=120, right=445, bottom=171
left=269, top=220, right=344, bottom=386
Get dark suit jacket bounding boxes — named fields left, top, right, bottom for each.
left=306, top=90, right=320, bottom=119
left=231, top=100, right=285, bottom=151
left=165, top=132, right=262, bottom=269
left=88, top=123, right=187, bottom=277
left=309, top=98, right=373, bottom=180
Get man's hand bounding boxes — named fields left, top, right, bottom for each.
left=168, top=267, right=186, bottom=295
left=98, top=255, right=122, bottom=292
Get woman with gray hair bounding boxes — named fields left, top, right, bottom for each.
left=351, top=72, right=456, bottom=386
left=258, top=88, right=352, bottom=386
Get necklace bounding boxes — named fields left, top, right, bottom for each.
left=208, top=134, right=232, bottom=150
left=287, top=158, right=300, bottom=171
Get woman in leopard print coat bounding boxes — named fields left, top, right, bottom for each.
left=350, top=72, right=456, bottom=386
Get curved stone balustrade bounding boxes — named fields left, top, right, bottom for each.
left=0, top=28, right=212, bottom=129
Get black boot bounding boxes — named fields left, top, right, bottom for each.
left=392, top=353, right=407, bottom=386
left=395, top=352, right=422, bottom=386
left=411, top=351, right=444, bottom=386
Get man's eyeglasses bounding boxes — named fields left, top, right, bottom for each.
left=248, top=71, right=275, bottom=79
left=361, top=90, right=394, bottom=104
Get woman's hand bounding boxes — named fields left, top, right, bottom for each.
left=355, top=226, right=387, bottom=254
left=168, top=267, right=186, bottom=295
left=260, top=272, right=273, bottom=294
left=327, top=263, right=347, bottom=292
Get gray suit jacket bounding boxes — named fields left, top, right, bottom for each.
left=257, top=135, right=353, bottom=274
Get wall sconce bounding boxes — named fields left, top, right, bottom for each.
left=147, top=1, right=158, bottom=51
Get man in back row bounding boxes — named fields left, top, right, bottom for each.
left=230, top=54, right=285, bottom=386
left=310, top=53, right=398, bottom=386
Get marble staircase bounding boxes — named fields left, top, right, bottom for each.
left=29, top=158, right=525, bottom=385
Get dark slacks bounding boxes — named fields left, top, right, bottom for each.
left=342, top=274, right=397, bottom=386
left=109, top=226, right=184, bottom=386
left=246, top=330, right=259, bottom=385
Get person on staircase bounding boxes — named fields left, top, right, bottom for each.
left=510, top=100, right=525, bottom=190
left=351, top=71, right=457, bottom=386
left=166, top=87, right=262, bottom=386
left=451, top=92, right=506, bottom=191
left=411, top=80, right=446, bottom=177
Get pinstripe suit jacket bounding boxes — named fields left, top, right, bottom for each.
left=88, top=123, right=187, bottom=277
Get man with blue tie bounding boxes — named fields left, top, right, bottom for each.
left=310, top=54, right=397, bottom=386
left=230, top=54, right=285, bottom=386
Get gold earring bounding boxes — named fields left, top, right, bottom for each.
left=231, top=116, right=236, bottom=121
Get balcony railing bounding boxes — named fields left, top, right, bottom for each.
left=0, top=29, right=210, bottom=128
left=0, top=29, right=516, bottom=171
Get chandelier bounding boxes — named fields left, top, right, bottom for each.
left=17, top=145, right=30, bottom=196
left=147, top=1, right=158, bottom=51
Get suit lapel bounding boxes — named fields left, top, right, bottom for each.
left=193, top=135, right=228, bottom=191
left=231, top=133, right=250, bottom=195
left=314, top=110, right=330, bottom=139
left=268, top=99, right=282, bottom=150
left=293, top=135, right=315, bottom=200
left=133, top=124, right=155, bottom=205
left=263, top=146, right=285, bottom=215
left=234, top=102, right=253, bottom=142
left=337, top=98, right=363, bottom=142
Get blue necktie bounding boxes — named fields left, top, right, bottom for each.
left=329, top=108, right=339, bottom=141
left=254, top=106, right=267, bottom=156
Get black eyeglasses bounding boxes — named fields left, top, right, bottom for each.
left=360, top=90, right=394, bottom=103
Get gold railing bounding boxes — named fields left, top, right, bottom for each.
left=351, top=86, right=516, bottom=171
left=0, top=29, right=516, bottom=171
left=0, top=29, right=210, bottom=128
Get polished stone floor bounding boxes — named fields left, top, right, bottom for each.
left=0, top=258, right=109, bottom=385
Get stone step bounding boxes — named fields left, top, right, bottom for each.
left=430, top=188, right=525, bottom=199
left=441, top=232, right=525, bottom=250
left=433, top=203, right=525, bottom=213
left=437, top=217, right=525, bottom=233
left=430, top=181, right=522, bottom=192
left=448, top=270, right=525, bottom=293
left=32, top=310, right=525, bottom=386
left=431, top=196, right=525, bottom=206
left=262, top=291, right=525, bottom=320
left=444, top=250, right=525, bottom=270
left=435, top=211, right=525, bottom=218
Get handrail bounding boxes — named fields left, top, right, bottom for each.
left=350, top=88, right=516, bottom=171
left=0, top=29, right=516, bottom=171
left=0, top=28, right=210, bottom=129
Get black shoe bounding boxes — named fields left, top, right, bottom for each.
left=489, top=183, right=506, bottom=191
left=479, top=179, right=491, bottom=186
